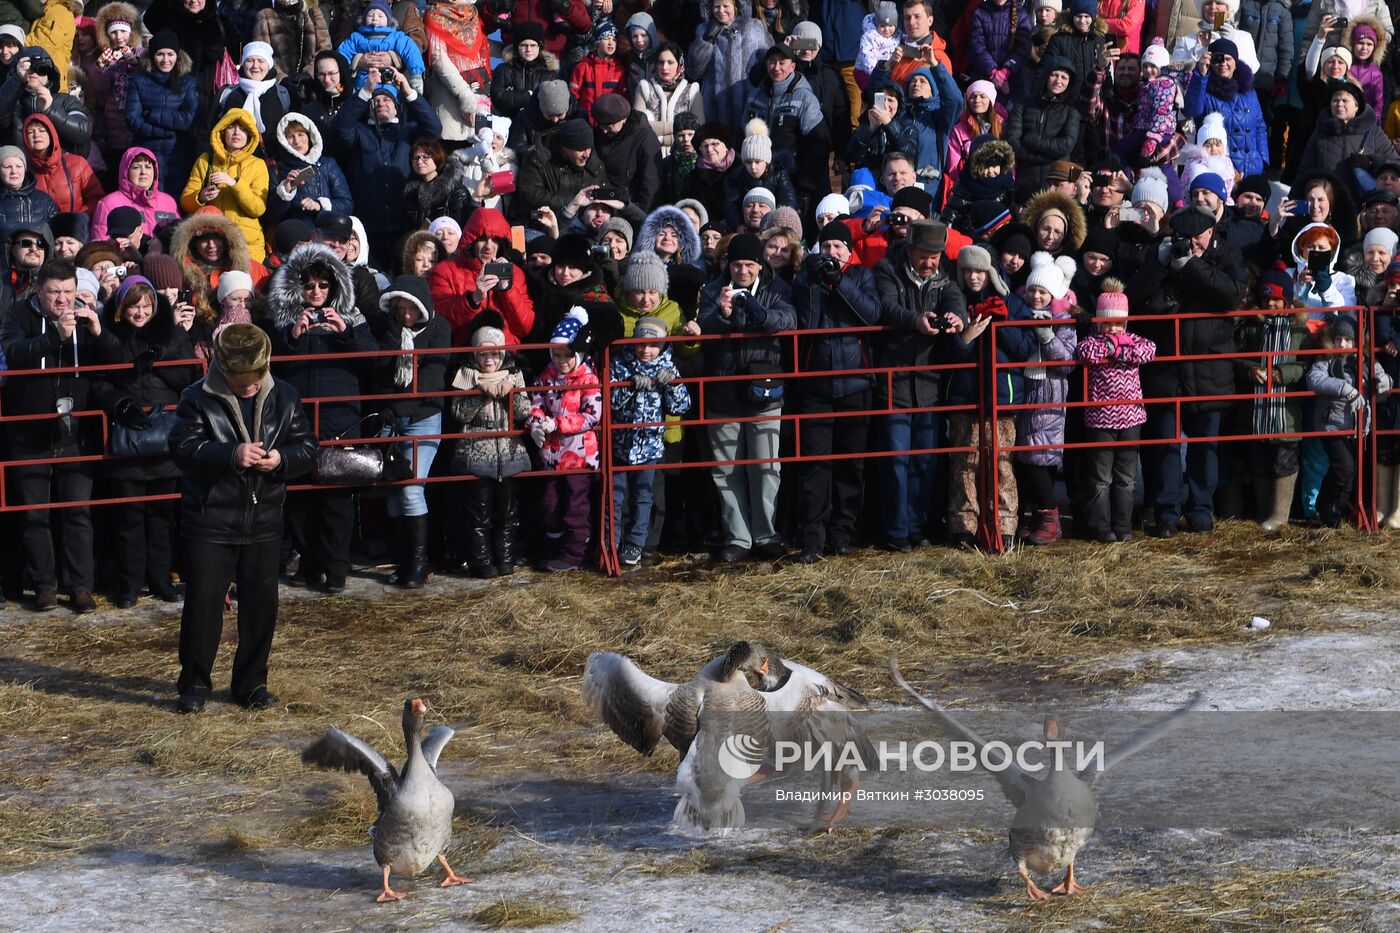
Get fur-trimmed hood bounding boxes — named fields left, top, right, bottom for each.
left=95, top=2, right=147, bottom=51
left=1344, top=15, right=1389, bottom=66
left=1021, top=187, right=1087, bottom=253
left=170, top=211, right=254, bottom=290
left=499, top=46, right=560, bottom=71
left=267, top=242, right=360, bottom=329
left=634, top=204, right=702, bottom=268
left=400, top=229, right=443, bottom=278
left=274, top=111, right=324, bottom=166
left=968, top=138, right=1015, bottom=178
left=140, top=45, right=193, bottom=78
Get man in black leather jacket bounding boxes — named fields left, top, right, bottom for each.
left=169, top=323, right=316, bottom=714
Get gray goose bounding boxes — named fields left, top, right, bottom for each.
left=302, top=697, right=473, bottom=902
left=891, top=658, right=1201, bottom=901
left=584, top=642, right=873, bottom=833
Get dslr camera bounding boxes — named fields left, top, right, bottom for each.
left=590, top=242, right=612, bottom=258
left=1170, top=236, right=1193, bottom=259
left=811, top=254, right=843, bottom=285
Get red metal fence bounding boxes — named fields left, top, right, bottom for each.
left=0, top=306, right=1384, bottom=576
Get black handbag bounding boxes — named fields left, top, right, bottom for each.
left=313, top=413, right=414, bottom=485
left=110, top=408, right=180, bottom=458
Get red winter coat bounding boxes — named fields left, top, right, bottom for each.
left=569, top=53, right=626, bottom=123
left=427, top=206, right=536, bottom=345
left=23, top=113, right=104, bottom=214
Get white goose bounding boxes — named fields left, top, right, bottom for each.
left=584, top=642, right=873, bottom=833
left=301, top=697, right=473, bottom=902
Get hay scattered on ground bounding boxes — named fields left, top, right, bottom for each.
left=1007, top=864, right=1364, bottom=932
left=0, top=523, right=1392, bottom=872
left=469, top=897, right=579, bottom=928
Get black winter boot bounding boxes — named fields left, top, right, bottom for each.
left=496, top=480, right=520, bottom=576
left=402, top=515, right=430, bottom=589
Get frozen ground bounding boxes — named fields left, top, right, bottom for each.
left=6, top=578, right=1400, bottom=931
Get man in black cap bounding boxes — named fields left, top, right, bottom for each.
left=788, top=220, right=883, bottom=562
left=873, top=217, right=967, bottom=550
left=696, top=231, right=797, bottom=563
left=315, top=212, right=381, bottom=319
left=106, top=206, right=148, bottom=257
left=1226, top=173, right=1273, bottom=268
left=743, top=42, right=830, bottom=217
left=1127, top=206, right=1246, bottom=537
left=517, top=116, right=610, bottom=226
left=590, top=92, right=660, bottom=220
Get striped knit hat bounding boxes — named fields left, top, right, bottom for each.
left=1096, top=278, right=1129, bottom=318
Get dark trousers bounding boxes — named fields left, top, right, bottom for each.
left=796, top=390, right=871, bottom=549
left=1083, top=426, right=1140, bottom=536
left=540, top=472, right=593, bottom=567
left=1318, top=436, right=1358, bottom=526
left=883, top=408, right=941, bottom=543
left=10, top=460, right=96, bottom=591
left=463, top=476, right=517, bottom=567
left=176, top=537, right=280, bottom=699
left=108, top=477, right=177, bottom=597
left=1016, top=462, right=1057, bottom=513
left=286, top=488, right=356, bottom=583
left=1141, top=407, right=1222, bottom=528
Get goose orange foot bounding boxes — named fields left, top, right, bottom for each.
left=1018, top=864, right=1051, bottom=902
left=438, top=854, right=475, bottom=887
left=1050, top=864, right=1085, bottom=896
left=377, top=867, right=407, bottom=902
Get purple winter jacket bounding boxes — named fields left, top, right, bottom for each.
left=968, top=0, right=1031, bottom=83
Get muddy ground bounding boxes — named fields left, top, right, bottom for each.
left=3, top=536, right=1399, bottom=933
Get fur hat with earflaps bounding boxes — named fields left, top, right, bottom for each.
left=214, top=323, right=271, bottom=378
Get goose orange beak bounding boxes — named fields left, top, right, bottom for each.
left=759, top=658, right=769, bottom=675
left=412, top=698, right=428, bottom=715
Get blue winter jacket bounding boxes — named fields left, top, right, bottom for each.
left=329, top=91, right=443, bottom=234
left=901, top=65, right=964, bottom=202
left=791, top=262, right=884, bottom=399
left=609, top=345, right=692, bottom=464
left=968, top=0, right=1031, bottom=82
left=1185, top=66, right=1270, bottom=175
left=817, top=0, right=865, bottom=62
left=944, top=300, right=1039, bottom=408
left=125, top=66, right=201, bottom=196
left=338, top=25, right=427, bottom=90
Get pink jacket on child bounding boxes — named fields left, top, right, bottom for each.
left=1075, top=330, right=1157, bottom=430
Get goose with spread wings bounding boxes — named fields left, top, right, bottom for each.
left=891, top=658, right=1203, bottom=901
left=301, top=697, right=473, bottom=902
left=584, top=642, right=874, bottom=833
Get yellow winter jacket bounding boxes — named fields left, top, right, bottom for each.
left=27, top=0, right=80, bottom=92
left=180, top=109, right=270, bottom=261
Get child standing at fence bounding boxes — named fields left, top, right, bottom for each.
left=451, top=314, right=532, bottom=579
left=1306, top=315, right=1392, bottom=527
left=1013, top=252, right=1079, bottom=546
left=1074, top=279, right=1156, bottom=542
left=1235, top=269, right=1309, bottom=533
left=608, top=316, right=691, bottom=568
left=527, top=307, right=602, bottom=572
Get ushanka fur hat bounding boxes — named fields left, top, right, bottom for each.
left=214, top=323, right=271, bottom=378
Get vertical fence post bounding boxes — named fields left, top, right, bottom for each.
left=599, top=342, right=619, bottom=577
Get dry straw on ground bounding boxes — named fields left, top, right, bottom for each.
left=0, top=522, right=1393, bottom=924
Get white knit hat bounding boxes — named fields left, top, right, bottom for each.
left=1024, top=251, right=1075, bottom=300
left=1035, top=0, right=1062, bottom=11
left=1323, top=45, right=1354, bottom=69
left=740, top=118, right=772, bottom=163
left=1142, top=37, right=1171, bottom=68
left=743, top=186, right=776, bottom=208
left=241, top=41, right=274, bottom=66
left=1364, top=226, right=1399, bottom=256
left=815, top=192, right=851, bottom=220
left=1131, top=168, right=1170, bottom=214
left=216, top=270, right=254, bottom=302
left=1196, top=112, right=1227, bottom=147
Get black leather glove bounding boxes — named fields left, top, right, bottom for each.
left=115, top=398, right=151, bottom=430
left=132, top=348, right=160, bottom=376
left=703, top=19, right=722, bottom=41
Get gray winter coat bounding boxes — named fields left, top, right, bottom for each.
left=1306, top=353, right=1392, bottom=432
left=687, top=0, right=773, bottom=127
left=449, top=360, right=532, bottom=479
left=1238, top=0, right=1294, bottom=90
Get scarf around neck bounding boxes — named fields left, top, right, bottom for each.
left=237, top=76, right=277, bottom=132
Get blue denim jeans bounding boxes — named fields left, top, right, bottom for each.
left=381, top=413, right=441, bottom=517
left=612, top=465, right=658, bottom=549
left=883, top=409, right=941, bottom=542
